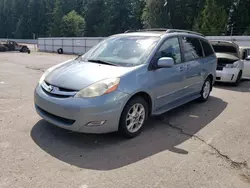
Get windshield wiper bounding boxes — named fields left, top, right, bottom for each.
left=87, top=59, right=118, bottom=66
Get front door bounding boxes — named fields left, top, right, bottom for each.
left=151, top=37, right=187, bottom=111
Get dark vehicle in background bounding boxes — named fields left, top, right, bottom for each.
left=0, top=40, right=30, bottom=53
left=0, top=44, right=8, bottom=52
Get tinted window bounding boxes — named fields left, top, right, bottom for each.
left=201, top=40, right=214, bottom=57
left=181, top=37, right=203, bottom=61
left=155, top=37, right=181, bottom=64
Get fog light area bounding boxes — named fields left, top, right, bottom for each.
left=86, top=121, right=106, bottom=127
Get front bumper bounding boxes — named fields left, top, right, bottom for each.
left=34, top=85, right=130, bottom=133
left=216, top=68, right=240, bottom=83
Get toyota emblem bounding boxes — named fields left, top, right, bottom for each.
left=47, top=85, right=54, bottom=92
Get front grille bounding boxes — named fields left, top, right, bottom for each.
left=36, top=105, right=75, bottom=126
left=41, top=81, right=78, bottom=98
left=42, top=87, right=71, bottom=98
left=45, top=81, right=76, bottom=92
left=217, top=66, right=224, bottom=71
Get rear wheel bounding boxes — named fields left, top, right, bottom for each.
left=233, top=70, right=242, bottom=86
left=119, top=97, right=148, bottom=138
left=199, top=78, right=212, bottom=102
left=20, top=46, right=28, bottom=53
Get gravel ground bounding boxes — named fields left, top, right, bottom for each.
left=0, top=51, right=250, bottom=188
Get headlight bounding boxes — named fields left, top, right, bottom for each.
left=225, top=61, right=239, bottom=68
left=75, top=78, right=120, bottom=98
left=38, top=60, right=73, bottom=85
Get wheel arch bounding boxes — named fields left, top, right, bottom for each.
left=123, top=91, right=153, bottom=116
left=206, top=74, right=214, bottom=91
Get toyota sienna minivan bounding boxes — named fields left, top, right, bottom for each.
left=34, top=29, right=217, bottom=138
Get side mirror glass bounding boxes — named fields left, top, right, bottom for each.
left=157, top=57, right=174, bottom=68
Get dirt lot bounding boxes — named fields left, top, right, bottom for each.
left=0, top=52, right=250, bottom=188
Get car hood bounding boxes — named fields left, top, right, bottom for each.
left=211, top=40, right=240, bottom=58
left=45, top=60, right=136, bottom=91
left=215, top=53, right=239, bottom=61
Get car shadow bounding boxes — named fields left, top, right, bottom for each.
left=215, top=79, right=250, bottom=92
left=31, top=96, right=227, bottom=170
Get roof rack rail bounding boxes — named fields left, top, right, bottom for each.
left=124, top=28, right=168, bottom=33
left=124, top=28, right=204, bottom=36
left=166, top=29, right=204, bottom=36
left=139, top=28, right=169, bottom=32
left=124, top=30, right=138, bottom=33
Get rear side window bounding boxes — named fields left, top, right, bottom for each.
left=201, top=40, right=214, bottom=57
left=181, top=37, right=203, bottom=62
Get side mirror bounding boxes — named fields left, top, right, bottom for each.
left=157, top=57, right=174, bottom=68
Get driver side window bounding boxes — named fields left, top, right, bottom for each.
left=155, top=37, right=182, bottom=64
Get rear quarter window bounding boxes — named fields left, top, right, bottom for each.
left=200, top=40, right=214, bottom=57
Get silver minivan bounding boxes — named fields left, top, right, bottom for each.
left=34, top=29, right=217, bottom=138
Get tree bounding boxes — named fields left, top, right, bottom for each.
left=130, top=0, right=145, bottom=30
left=142, top=0, right=170, bottom=28
left=14, top=0, right=32, bottom=38
left=195, top=0, right=228, bottom=35
left=228, top=0, right=250, bottom=35
left=84, top=0, right=106, bottom=36
left=60, top=10, right=85, bottom=37
left=0, top=0, right=249, bottom=38
left=49, top=0, right=64, bottom=36
left=104, top=0, right=134, bottom=35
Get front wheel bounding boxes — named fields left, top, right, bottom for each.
left=233, top=70, right=242, bottom=86
left=119, top=97, right=148, bottom=138
left=199, top=78, right=212, bottom=102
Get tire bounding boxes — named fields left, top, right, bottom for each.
left=27, top=49, right=31, bottom=54
left=57, top=48, right=63, bottom=54
left=233, top=71, right=242, bottom=86
left=119, top=97, right=149, bottom=138
left=20, top=46, right=28, bottom=53
left=198, top=78, right=212, bottom=102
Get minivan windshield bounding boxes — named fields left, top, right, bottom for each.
left=81, top=36, right=160, bottom=67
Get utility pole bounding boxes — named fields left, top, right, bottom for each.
left=230, top=27, right=234, bottom=41
left=33, top=33, right=36, bottom=51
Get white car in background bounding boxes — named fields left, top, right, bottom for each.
left=240, top=46, right=250, bottom=79
left=211, top=40, right=244, bottom=86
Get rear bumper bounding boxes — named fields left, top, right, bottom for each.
left=34, top=85, right=130, bottom=133
left=216, top=68, right=241, bottom=83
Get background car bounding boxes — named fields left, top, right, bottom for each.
left=211, top=40, right=244, bottom=86
left=0, top=44, right=8, bottom=52
left=240, top=46, right=250, bottom=79
left=34, top=29, right=217, bottom=138
left=0, top=40, right=30, bottom=53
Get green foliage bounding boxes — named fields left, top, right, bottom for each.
left=104, top=0, right=135, bottom=35
left=84, top=0, right=106, bottom=36
left=229, top=0, right=250, bottom=35
left=60, top=10, right=85, bottom=37
left=195, top=0, right=228, bottom=35
left=0, top=0, right=250, bottom=38
left=49, top=0, right=64, bottom=36
left=142, top=0, right=170, bottom=28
